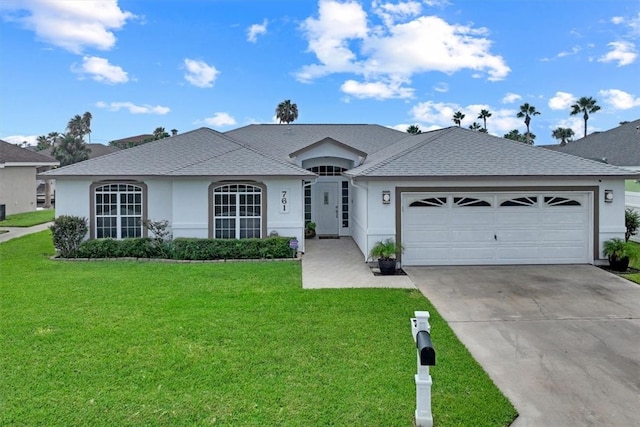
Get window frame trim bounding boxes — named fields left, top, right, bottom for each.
left=89, top=181, right=148, bottom=240
left=208, top=181, right=267, bottom=239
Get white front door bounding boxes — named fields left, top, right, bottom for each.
left=314, top=182, right=339, bottom=235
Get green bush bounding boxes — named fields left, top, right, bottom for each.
left=171, top=237, right=294, bottom=260
left=72, top=236, right=295, bottom=260
left=50, top=215, right=88, bottom=258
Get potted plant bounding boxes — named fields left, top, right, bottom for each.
left=603, top=238, right=639, bottom=272
left=370, top=238, right=404, bottom=275
left=305, top=222, right=316, bottom=238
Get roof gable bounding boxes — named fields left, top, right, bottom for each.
left=289, top=137, right=367, bottom=159
left=44, top=128, right=314, bottom=178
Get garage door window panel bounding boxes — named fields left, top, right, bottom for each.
left=409, top=197, right=447, bottom=207
left=454, top=197, right=492, bottom=207
left=500, top=196, right=538, bottom=207
left=545, top=196, right=581, bottom=206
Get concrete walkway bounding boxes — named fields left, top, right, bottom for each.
left=0, top=222, right=53, bottom=243
left=301, top=237, right=414, bottom=289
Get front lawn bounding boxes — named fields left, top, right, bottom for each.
left=1, top=232, right=516, bottom=426
left=625, top=179, right=640, bottom=192
left=0, top=209, right=54, bottom=227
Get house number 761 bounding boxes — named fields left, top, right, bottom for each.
left=281, top=190, right=289, bottom=213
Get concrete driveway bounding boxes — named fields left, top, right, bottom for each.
left=406, top=265, right=640, bottom=427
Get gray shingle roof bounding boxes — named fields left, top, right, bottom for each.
left=225, top=124, right=407, bottom=159
left=344, top=127, right=637, bottom=178
left=0, top=140, right=59, bottom=166
left=543, top=119, right=640, bottom=167
left=43, top=128, right=314, bottom=178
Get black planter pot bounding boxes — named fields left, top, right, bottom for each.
left=609, top=256, right=630, bottom=272
left=378, top=259, right=397, bottom=275
left=305, top=229, right=316, bottom=239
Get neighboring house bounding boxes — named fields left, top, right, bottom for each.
left=545, top=119, right=640, bottom=170
left=0, top=140, right=59, bottom=216
left=44, top=125, right=638, bottom=266
left=34, top=143, right=121, bottom=204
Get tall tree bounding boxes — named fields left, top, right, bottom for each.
left=35, top=131, right=61, bottom=151
left=452, top=111, right=465, bottom=127
left=52, top=134, right=91, bottom=166
left=477, top=109, right=492, bottom=132
left=570, top=96, right=601, bottom=138
left=275, top=99, right=298, bottom=124
left=67, top=115, right=84, bottom=138
left=551, top=127, right=575, bottom=146
left=153, top=127, right=170, bottom=140
left=468, top=122, right=482, bottom=131
left=406, top=124, right=422, bottom=134
left=504, top=129, right=535, bottom=144
left=82, top=112, right=92, bottom=143
left=516, top=103, right=540, bottom=144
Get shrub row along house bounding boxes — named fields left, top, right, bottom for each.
left=43, top=124, right=637, bottom=266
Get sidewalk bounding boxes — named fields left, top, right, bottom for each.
left=0, top=222, right=53, bottom=243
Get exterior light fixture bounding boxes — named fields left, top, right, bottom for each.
left=604, top=189, right=613, bottom=203
left=382, top=191, right=391, bottom=204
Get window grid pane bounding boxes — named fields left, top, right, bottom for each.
left=94, top=183, right=143, bottom=239
left=213, top=184, right=261, bottom=239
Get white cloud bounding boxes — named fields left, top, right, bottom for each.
left=202, top=112, right=237, bottom=127
left=341, top=79, right=413, bottom=99
left=611, top=16, right=624, bottom=25
left=247, top=19, right=267, bottom=43
left=2, top=134, right=38, bottom=146
left=72, top=56, right=128, bottom=84
left=296, top=0, right=510, bottom=98
left=549, top=117, right=585, bottom=139
left=548, top=91, right=574, bottom=110
left=96, top=101, right=170, bottom=115
left=501, top=92, right=522, bottom=104
left=598, top=41, right=637, bottom=66
left=599, top=89, right=640, bottom=110
left=0, top=0, right=135, bottom=53
left=372, top=1, right=421, bottom=27
left=433, top=82, right=448, bottom=93
left=183, top=59, right=219, bottom=88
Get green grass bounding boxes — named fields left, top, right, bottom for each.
left=0, top=209, right=54, bottom=227
left=625, top=180, right=640, bottom=192
left=1, top=232, right=516, bottom=427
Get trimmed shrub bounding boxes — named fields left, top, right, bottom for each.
left=171, top=237, right=294, bottom=260
left=50, top=215, right=88, bottom=258
left=72, top=236, right=295, bottom=260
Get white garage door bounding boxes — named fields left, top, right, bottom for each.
left=402, top=192, right=591, bottom=265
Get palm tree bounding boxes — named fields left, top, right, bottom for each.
left=275, top=99, right=298, bottom=124
left=504, top=129, right=535, bottom=144
left=406, top=124, right=422, bottom=134
left=516, top=103, right=540, bottom=144
left=478, top=109, right=492, bottom=132
left=153, top=127, right=170, bottom=140
left=551, top=127, right=575, bottom=146
left=82, top=112, right=92, bottom=143
left=570, top=96, right=601, bottom=138
left=35, top=135, right=50, bottom=151
left=452, top=111, right=465, bottom=127
left=52, top=134, right=91, bottom=166
left=468, top=122, right=482, bottom=131
left=67, top=115, right=84, bottom=138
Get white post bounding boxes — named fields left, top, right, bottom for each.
left=411, top=310, right=433, bottom=427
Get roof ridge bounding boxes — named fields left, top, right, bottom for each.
left=351, top=127, right=453, bottom=175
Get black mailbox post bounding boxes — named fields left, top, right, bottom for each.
left=416, top=330, right=436, bottom=366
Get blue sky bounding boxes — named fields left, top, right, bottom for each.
left=1, top=0, right=639, bottom=146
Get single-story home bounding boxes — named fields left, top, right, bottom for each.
left=44, top=124, right=638, bottom=266
left=0, top=140, right=59, bottom=216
